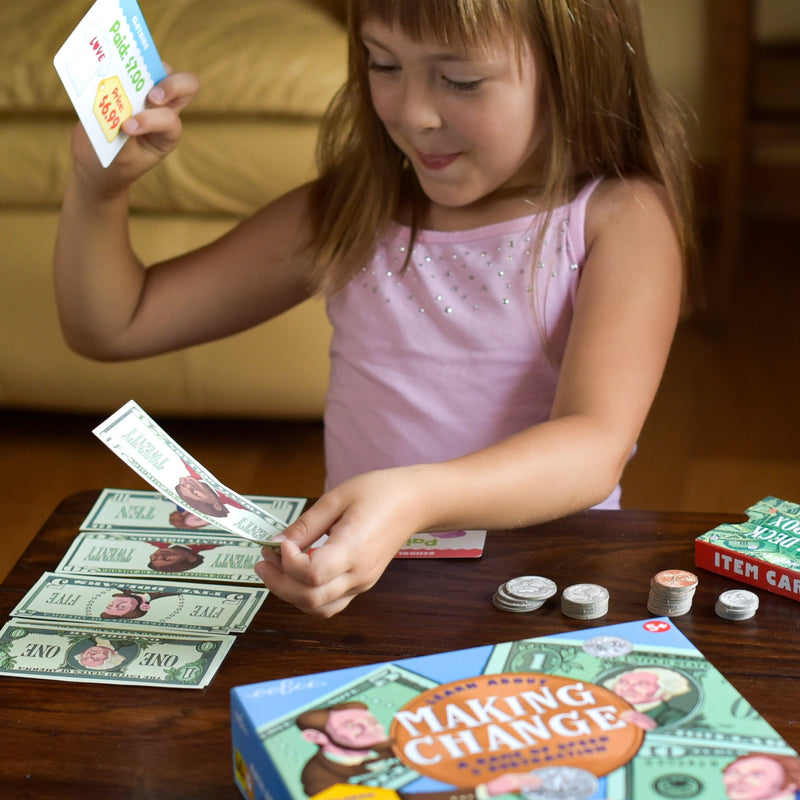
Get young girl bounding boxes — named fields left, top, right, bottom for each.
left=55, top=0, right=695, bottom=617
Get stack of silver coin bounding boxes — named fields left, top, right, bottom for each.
left=493, top=575, right=557, bottom=613
left=560, top=583, right=609, bottom=620
left=647, top=569, right=698, bottom=617
left=715, top=589, right=759, bottom=620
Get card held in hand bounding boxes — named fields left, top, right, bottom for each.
left=53, top=0, right=168, bottom=167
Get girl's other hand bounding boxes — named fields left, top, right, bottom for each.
left=254, top=468, right=429, bottom=617
left=71, top=68, right=200, bottom=194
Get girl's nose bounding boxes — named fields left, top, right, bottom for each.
left=399, top=80, right=441, bottom=133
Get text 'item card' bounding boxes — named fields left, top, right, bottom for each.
left=53, top=0, right=167, bottom=167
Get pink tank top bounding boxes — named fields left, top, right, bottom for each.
left=325, top=178, right=621, bottom=509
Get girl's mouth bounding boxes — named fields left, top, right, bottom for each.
left=417, top=151, right=459, bottom=170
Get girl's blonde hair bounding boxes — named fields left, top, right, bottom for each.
left=309, top=0, right=696, bottom=299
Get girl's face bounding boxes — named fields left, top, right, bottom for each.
left=362, top=18, right=545, bottom=219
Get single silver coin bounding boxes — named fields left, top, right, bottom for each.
left=562, top=584, right=609, bottom=604
left=505, top=575, right=558, bottom=601
left=718, top=589, right=759, bottom=609
left=523, top=766, right=599, bottom=800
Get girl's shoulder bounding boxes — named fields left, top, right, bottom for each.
left=585, top=176, right=672, bottom=246
left=582, top=175, right=683, bottom=293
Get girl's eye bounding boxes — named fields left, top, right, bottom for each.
left=367, top=59, right=399, bottom=74
left=443, top=76, right=483, bottom=92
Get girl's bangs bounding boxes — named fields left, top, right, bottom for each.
left=353, top=0, right=523, bottom=51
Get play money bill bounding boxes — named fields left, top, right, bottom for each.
left=81, top=488, right=305, bottom=533
left=0, top=621, right=233, bottom=688
left=10, top=572, right=267, bottom=634
left=56, top=530, right=267, bottom=584
left=93, top=400, right=286, bottom=546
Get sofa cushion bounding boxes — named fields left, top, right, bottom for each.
left=0, top=115, right=324, bottom=215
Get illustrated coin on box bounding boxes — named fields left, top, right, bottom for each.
left=230, top=618, right=799, bottom=800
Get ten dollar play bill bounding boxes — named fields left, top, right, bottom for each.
left=80, top=488, right=305, bottom=533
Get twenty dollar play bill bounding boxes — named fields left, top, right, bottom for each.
left=93, top=401, right=286, bottom=546
left=56, top=530, right=267, bottom=584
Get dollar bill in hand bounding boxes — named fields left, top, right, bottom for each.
left=10, top=572, right=267, bottom=634
left=0, top=621, right=233, bottom=688
left=93, top=401, right=286, bottom=546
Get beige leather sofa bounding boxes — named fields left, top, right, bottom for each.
left=0, top=0, right=347, bottom=418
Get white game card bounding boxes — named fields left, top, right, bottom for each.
left=53, top=0, right=167, bottom=167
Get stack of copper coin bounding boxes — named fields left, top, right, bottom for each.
left=647, top=569, right=698, bottom=617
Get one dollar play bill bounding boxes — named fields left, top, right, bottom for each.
left=93, top=401, right=286, bottom=546
left=10, top=572, right=268, bottom=635
left=0, top=621, right=233, bottom=688
left=56, top=530, right=266, bottom=584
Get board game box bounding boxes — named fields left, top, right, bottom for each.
left=230, top=618, right=799, bottom=800
left=695, top=496, right=800, bottom=603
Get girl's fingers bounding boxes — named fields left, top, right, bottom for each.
left=280, top=536, right=356, bottom=590
left=148, top=71, right=200, bottom=112
left=122, top=105, right=184, bottom=149
left=254, top=545, right=359, bottom=617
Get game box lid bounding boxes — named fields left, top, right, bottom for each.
left=230, top=617, right=799, bottom=800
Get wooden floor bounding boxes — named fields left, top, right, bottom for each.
left=1, top=216, right=798, bottom=581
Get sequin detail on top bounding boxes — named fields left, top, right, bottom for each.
left=324, top=178, right=620, bottom=508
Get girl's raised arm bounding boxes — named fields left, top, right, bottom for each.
left=54, top=71, right=315, bottom=361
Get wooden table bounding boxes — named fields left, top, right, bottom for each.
left=1, top=491, right=798, bottom=799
